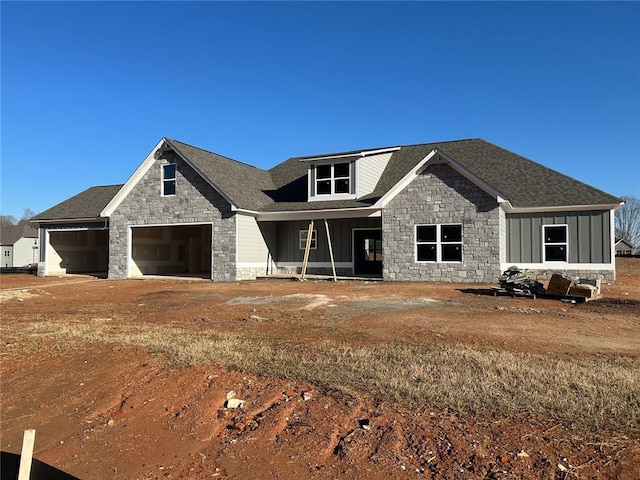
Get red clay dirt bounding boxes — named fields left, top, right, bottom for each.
left=1, top=259, right=639, bottom=479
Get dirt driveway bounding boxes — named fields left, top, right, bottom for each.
left=1, top=259, right=639, bottom=479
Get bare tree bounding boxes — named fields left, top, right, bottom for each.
left=18, top=208, right=36, bottom=226
left=1, top=214, right=18, bottom=228
left=615, top=195, right=640, bottom=251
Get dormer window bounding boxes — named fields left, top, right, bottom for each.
left=308, top=161, right=355, bottom=201
left=316, top=162, right=351, bottom=195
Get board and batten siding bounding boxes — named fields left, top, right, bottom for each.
left=358, top=152, right=394, bottom=197
left=275, top=217, right=381, bottom=264
left=506, top=210, right=611, bottom=264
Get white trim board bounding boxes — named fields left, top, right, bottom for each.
left=255, top=208, right=381, bottom=222
left=101, top=138, right=237, bottom=217
left=500, top=262, right=615, bottom=271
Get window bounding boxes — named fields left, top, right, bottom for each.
left=315, top=162, right=351, bottom=196
left=543, top=225, right=567, bottom=262
left=416, top=224, right=462, bottom=262
left=299, top=229, right=317, bottom=250
left=162, top=164, right=176, bottom=196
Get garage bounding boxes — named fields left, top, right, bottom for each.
left=129, top=224, right=212, bottom=278
left=46, top=229, right=109, bottom=275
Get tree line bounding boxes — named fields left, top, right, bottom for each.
left=0, top=208, right=36, bottom=229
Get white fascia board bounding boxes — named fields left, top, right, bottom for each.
left=360, top=146, right=401, bottom=156
left=256, top=207, right=381, bottom=222
left=101, top=138, right=238, bottom=217
left=299, top=153, right=360, bottom=163
left=501, top=203, right=623, bottom=214
left=234, top=208, right=261, bottom=216
left=375, top=150, right=439, bottom=208
left=101, top=138, right=167, bottom=217
left=39, top=225, right=109, bottom=232
left=434, top=149, right=509, bottom=203
left=35, top=217, right=107, bottom=225
left=298, top=146, right=401, bottom=163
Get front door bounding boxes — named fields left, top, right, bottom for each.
left=353, top=229, right=383, bottom=276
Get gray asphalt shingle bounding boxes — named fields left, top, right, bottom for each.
left=33, top=138, right=621, bottom=222
left=31, top=185, right=123, bottom=221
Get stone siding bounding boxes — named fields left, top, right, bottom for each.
left=109, top=152, right=236, bottom=281
left=382, top=164, right=501, bottom=283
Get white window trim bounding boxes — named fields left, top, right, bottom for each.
left=542, top=224, right=569, bottom=263
left=309, top=161, right=356, bottom=201
left=162, top=163, right=177, bottom=197
left=299, top=229, right=317, bottom=250
left=415, top=224, right=463, bottom=263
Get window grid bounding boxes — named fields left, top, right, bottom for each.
left=415, top=224, right=463, bottom=263
left=315, top=162, right=351, bottom=196
left=299, top=229, right=317, bottom=250
left=543, top=224, right=568, bottom=262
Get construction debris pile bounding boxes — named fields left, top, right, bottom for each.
left=494, top=267, right=601, bottom=302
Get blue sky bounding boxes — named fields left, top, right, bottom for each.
left=1, top=1, right=639, bottom=219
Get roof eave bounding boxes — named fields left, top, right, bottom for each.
left=30, top=217, right=108, bottom=224
left=502, top=202, right=624, bottom=214
left=250, top=206, right=381, bottom=222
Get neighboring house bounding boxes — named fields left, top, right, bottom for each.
left=615, top=238, right=634, bottom=256
left=32, top=137, right=623, bottom=282
left=0, top=224, right=39, bottom=268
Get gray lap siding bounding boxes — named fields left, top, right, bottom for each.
left=108, top=153, right=236, bottom=281
left=382, top=164, right=501, bottom=282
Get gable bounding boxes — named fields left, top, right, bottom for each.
left=109, top=147, right=234, bottom=222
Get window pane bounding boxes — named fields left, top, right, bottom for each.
left=545, top=226, right=566, bottom=243
left=416, top=225, right=436, bottom=243
left=417, top=244, right=436, bottom=261
left=545, top=245, right=566, bottom=261
left=441, top=225, right=462, bottom=242
left=163, top=164, right=176, bottom=179
left=300, top=230, right=317, bottom=249
left=334, top=179, right=350, bottom=194
left=442, top=244, right=462, bottom=262
left=163, top=180, right=176, bottom=196
left=316, top=164, right=331, bottom=179
left=317, top=180, right=331, bottom=195
left=334, top=162, right=350, bottom=178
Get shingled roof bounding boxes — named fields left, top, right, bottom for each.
left=433, top=139, right=620, bottom=208
left=32, top=185, right=123, bottom=221
left=166, top=139, right=276, bottom=211
left=264, top=138, right=620, bottom=210
left=33, top=138, right=621, bottom=222
left=0, top=224, right=38, bottom=245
